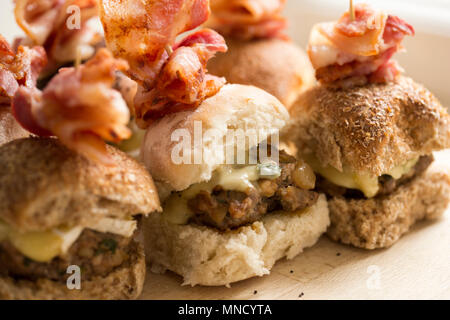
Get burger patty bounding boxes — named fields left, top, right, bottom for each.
left=0, top=229, right=135, bottom=282
left=188, top=150, right=319, bottom=230
left=316, top=155, right=434, bottom=198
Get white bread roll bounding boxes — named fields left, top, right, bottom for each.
left=141, top=84, right=329, bottom=286
left=144, top=195, right=329, bottom=286
left=141, top=84, right=289, bottom=192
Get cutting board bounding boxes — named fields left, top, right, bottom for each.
left=140, top=150, right=450, bottom=300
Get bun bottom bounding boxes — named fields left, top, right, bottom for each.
left=327, top=165, right=450, bottom=249
left=143, top=195, right=329, bottom=287
left=0, top=240, right=146, bottom=300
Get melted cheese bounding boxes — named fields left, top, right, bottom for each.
left=9, top=229, right=69, bottom=263
left=305, top=154, right=419, bottom=198
left=0, top=218, right=137, bottom=263
left=388, top=158, right=419, bottom=179
left=217, top=165, right=259, bottom=192
left=163, top=164, right=279, bottom=225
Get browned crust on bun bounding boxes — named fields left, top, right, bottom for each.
left=284, top=76, right=450, bottom=176
left=207, top=38, right=315, bottom=109
left=0, top=108, right=29, bottom=146
left=0, top=137, right=161, bottom=232
left=326, top=165, right=450, bottom=249
left=0, top=239, right=145, bottom=300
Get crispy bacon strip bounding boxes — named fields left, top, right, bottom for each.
left=157, top=30, right=227, bottom=105
left=99, top=0, right=210, bottom=86
left=0, top=34, right=47, bottom=105
left=208, top=0, right=287, bottom=40
left=307, top=3, right=414, bottom=86
left=134, top=29, right=227, bottom=127
left=99, top=0, right=227, bottom=128
left=14, top=0, right=102, bottom=75
left=12, top=49, right=131, bottom=165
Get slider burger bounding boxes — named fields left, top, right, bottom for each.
left=0, top=34, right=47, bottom=145
left=141, top=84, right=329, bottom=286
left=0, top=137, right=160, bottom=299
left=2, top=38, right=160, bottom=299
left=207, top=0, right=315, bottom=109
left=283, top=3, right=450, bottom=249
left=97, top=0, right=329, bottom=286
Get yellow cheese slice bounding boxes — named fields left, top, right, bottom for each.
left=0, top=217, right=137, bottom=263
left=304, top=154, right=419, bottom=198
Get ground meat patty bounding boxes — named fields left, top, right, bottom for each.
left=0, top=229, right=135, bottom=282
left=316, top=155, right=434, bottom=198
left=187, top=150, right=319, bottom=230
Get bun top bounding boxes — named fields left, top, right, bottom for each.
left=284, top=76, right=450, bottom=176
left=0, top=137, right=161, bottom=232
left=141, top=84, right=289, bottom=191
left=207, top=38, right=315, bottom=109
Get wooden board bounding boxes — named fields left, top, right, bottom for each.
left=140, top=150, right=450, bottom=300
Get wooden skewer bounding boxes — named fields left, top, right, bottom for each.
left=165, top=44, right=173, bottom=56
left=349, top=0, right=355, bottom=21
left=74, top=46, right=82, bottom=69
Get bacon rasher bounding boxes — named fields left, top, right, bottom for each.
left=99, top=0, right=227, bottom=128
left=0, top=34, right=46, bottom=105
left=14, top=0, right=102, bottom=75
left=12, top=49, right=131, bottom=165
left=308, top=3, right=414, bottom=86
left=208, top=0, right=287, bottom=40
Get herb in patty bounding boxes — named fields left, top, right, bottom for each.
left=95, top=238, right=118, bottom=255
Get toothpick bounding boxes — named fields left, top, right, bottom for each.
left=349, top=0, right=355, bottom=21
left=74, top=46, right=82, bottom=69
left=165, top=45, right=173, bottom=56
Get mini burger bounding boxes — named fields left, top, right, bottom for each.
left=0, top=137, right=160, bottom=299
left=206, top=0, right=315, bottom=109
left=141, top=84, right=329, bottom=286
left=3, top=35, right=160, bottom=299
left=97, top=0, right=329, bottom=286
left=283, top=3, right=450, bottom=249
